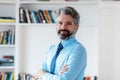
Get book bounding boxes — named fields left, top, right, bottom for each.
left=0, top=28, right=15, bottom=45
left=24, top=9, right=31, bottom=23
left=19, top=7, right=27, bottom=23
left=37, top=11, right=43, bottom=23
left=38, top=9, right=47, bottom=23
left=7, top=28, right=15, bottom=44
left=1, top=31, right=9, bottom=44
left=18, top=73, right=33, bottom=80
left=84, top=76, right=97, bottom=80
left=31, top=11, right=40, bottom=23
left=0, top=19, right=15, bottom=23
left=43, top=10, right=52, bottom=23
left=0, top=16, right=15, bottom=23
left=0, top=31, right=3, bottom=44
left=0, top=72, right=14, bottom=80
left=0, top=55, right=14, bottom=66
left=48, top=10, right=57, bottom=23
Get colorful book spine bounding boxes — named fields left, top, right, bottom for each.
left=19, top=7, right=57, bottom=23
left=0, top=27, right=15, bottom=45
left=0, top=17, right=15, bottom=23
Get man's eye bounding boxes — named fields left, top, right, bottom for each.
left=58, top=22, right=62, bottom=25
left=66, top=22, right=72, bottom=25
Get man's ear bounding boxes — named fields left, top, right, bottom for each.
left=75, top=25, right=79, bottom=32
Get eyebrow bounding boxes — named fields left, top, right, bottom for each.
left=57, top=20, right=73, bottom=22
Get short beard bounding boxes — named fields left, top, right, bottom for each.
left=58, top=29, right=73, bottom=40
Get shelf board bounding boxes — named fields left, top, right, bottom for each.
left=0, top=0, right=15, bottom=4
left=19, top=23, right=97, bottom=27
left=19, top=23, right=55, bottom=27
left=0, top=66, right=14, bottom=70
left=0, top=45, right=15, bottom=48
left=0, top=66, right=14, bottom=72
left=0, top=23, right=15, bottom=26
left=20, top=1, right=98, bottom=5
left=100, top=1, right=120, bottom=7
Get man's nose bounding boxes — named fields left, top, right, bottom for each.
left=61, top=23, right=67, bottom=29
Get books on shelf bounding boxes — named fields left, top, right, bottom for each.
left=0, top=72, right=14, bottom=80
left=0, top=55, right=14, bottom=66
left=18, top=73, right=33, bottom=80
left=0, top=17, right=15, bottom=23
left=0, top=27, right=15, bottom=45
left=19, top=7, right=57, bottom=23
left=84, top=76, right=97, bottom=80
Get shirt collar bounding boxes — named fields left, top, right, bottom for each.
left=61, top=36, right=76, bottom=48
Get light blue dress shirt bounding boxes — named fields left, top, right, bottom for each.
left=42, top=36, right=87, bottom=80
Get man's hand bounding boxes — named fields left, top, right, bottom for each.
left=58, top=64, right=68, bottom=76
left=32, top=69, right=46, bottom=80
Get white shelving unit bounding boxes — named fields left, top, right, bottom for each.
left=0, top=0, right=16, bottom=79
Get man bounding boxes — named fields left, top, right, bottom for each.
left=33, top=6, right=87, bottom=80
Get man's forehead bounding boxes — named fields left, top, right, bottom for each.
left=57, top=20, right=73, bottom=22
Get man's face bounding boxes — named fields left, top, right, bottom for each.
left=56, top=14, right=78, bottom=40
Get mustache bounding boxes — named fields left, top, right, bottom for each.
left=58, top=29, right=69, bottom=33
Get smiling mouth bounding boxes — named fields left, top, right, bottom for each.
left=59, top=30, right=69, bottom=35
left=60, top=30, right=68, bottom=34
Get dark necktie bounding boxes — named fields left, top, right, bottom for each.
left=50, top=42, right=63, bottom=74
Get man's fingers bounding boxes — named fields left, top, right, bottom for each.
left=58, top=64, right=68, bottom=76
left=61, top=64, right=68, bottom=71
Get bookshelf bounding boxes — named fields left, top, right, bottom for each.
left=0, top=0, right=15, bottom=79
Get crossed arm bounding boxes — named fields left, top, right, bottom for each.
left=32, top=64, right=68, bottom=80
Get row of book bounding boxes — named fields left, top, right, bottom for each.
left=0, top=28, right=15, bottom=45
left=0, top=17, right=15, bottom=23
left=84, top=76, right=97, bottom=80
left=18, top=73, right=33, bottom=80
left=0, top=72, right=14, bottom=80
left=19, top=7, right=57, bottom=23
left=18, top=73, right=97, bottom=80
left=0, top=55, right=14, bottom=66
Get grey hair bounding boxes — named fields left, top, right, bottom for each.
left=57, top=6, right=80, bottom=26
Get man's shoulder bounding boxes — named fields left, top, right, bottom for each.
left=49, top=43, right=58, bottom=50
left=74, top=41, right=85, bottom=49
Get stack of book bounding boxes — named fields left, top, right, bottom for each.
left=0, top=28, right=15, bottom=45
left=0, top=55, right=14, bottom=66
left=18, top=73, right=33, bottom=80
left=0, top=72, right=14, bottom=80
left=19, top=7, right=57, bottom=23
left=84, top=76, right=97, bottom=80
left=0, top=17, right=15, bottom=23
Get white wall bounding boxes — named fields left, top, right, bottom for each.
left=99, top=6, right=120, bottom=80
left=19, top=24, right=99, bottom=77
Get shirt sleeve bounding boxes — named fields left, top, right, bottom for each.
left=42, top=45, right=87, bottom=80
